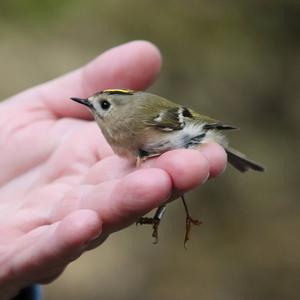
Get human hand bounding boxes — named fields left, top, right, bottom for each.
left=0, top=41, right=227, bottom=299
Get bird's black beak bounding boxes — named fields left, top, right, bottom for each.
left=70, top=97, right=93, bottom=108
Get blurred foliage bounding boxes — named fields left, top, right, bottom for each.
left=0, top=1, right=299, bottom=300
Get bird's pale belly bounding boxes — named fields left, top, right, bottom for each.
left=140, top=123, right=227, bottom=157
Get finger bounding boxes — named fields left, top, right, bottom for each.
left=47, top=210, right=102, bottom=262
left=199, top=143, right=227, bottom=178
left=146, top=143, right=227, bottom=187
left=151, top=149, right=210, bottom=192
left=84, top=155, right=134, bottom=184
left=15, top=41, right=162, bottom=119
left=11, top=210, right=101, bottom=284
left=81, top=168, right=172, bottom=234
left=84, top=143, right=227, bottom=185
left=42, top=121, right=113, bottom=182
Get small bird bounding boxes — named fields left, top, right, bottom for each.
left=71, top=89, right=265, bottom=247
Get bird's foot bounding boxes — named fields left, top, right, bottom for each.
left=184, top=214, right=202, bottom=248
left=136, top=217, right=161, bottom=244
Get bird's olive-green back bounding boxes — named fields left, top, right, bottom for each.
left=104, top=91, right=218, bottom=131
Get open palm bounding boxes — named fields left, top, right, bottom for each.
left=0, top=41, right=226, bottom=298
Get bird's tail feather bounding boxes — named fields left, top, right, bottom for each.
left=225, top=147, right=265, bottom=173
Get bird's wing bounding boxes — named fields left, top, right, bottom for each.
left=146, top=106, right=193, bottom=131
left=203, top=123, right=238, bottom=130
left=146, top=104, right=237, bottom=132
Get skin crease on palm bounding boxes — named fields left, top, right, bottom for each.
left=0, top=41, right=227, bottom=299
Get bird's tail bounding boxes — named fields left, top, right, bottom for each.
left=225, top=147, right=265, bottom=173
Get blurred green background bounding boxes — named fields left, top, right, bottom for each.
left=1, top=1, right=299, bottom=299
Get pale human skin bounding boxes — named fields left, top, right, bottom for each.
left=0, top=41, right=227, bottom=299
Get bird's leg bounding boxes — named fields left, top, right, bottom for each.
left=136, top=154, right=149, bottom=167
left=181, top=195, right=202, bottom=248
left=136, top=150, right=161, bottom=167
left=136, top=205, right=167, bottom=244
left=136, top=156, right=143, bottom=168
left=136, top=150, right=149, bottom=167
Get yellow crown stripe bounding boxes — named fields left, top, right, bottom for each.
left=102, top=89, right=135, bottom=95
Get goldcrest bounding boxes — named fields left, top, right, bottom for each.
left=71, top=89, right=264, bottom=246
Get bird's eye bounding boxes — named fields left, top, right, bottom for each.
left=100, top=100, right=111, bottom=110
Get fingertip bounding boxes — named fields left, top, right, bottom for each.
left=125, top=40, right=162, bottom=88
left=84, top=40, right=162, bottom=93
left=125, top=40, right=162, bottom=66
left=155, top=149, right=210, bottom=192
left=199, top=143, right=227, bottom=178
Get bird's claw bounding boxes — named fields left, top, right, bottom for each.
left=184, top=215, right=202, bottom=249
